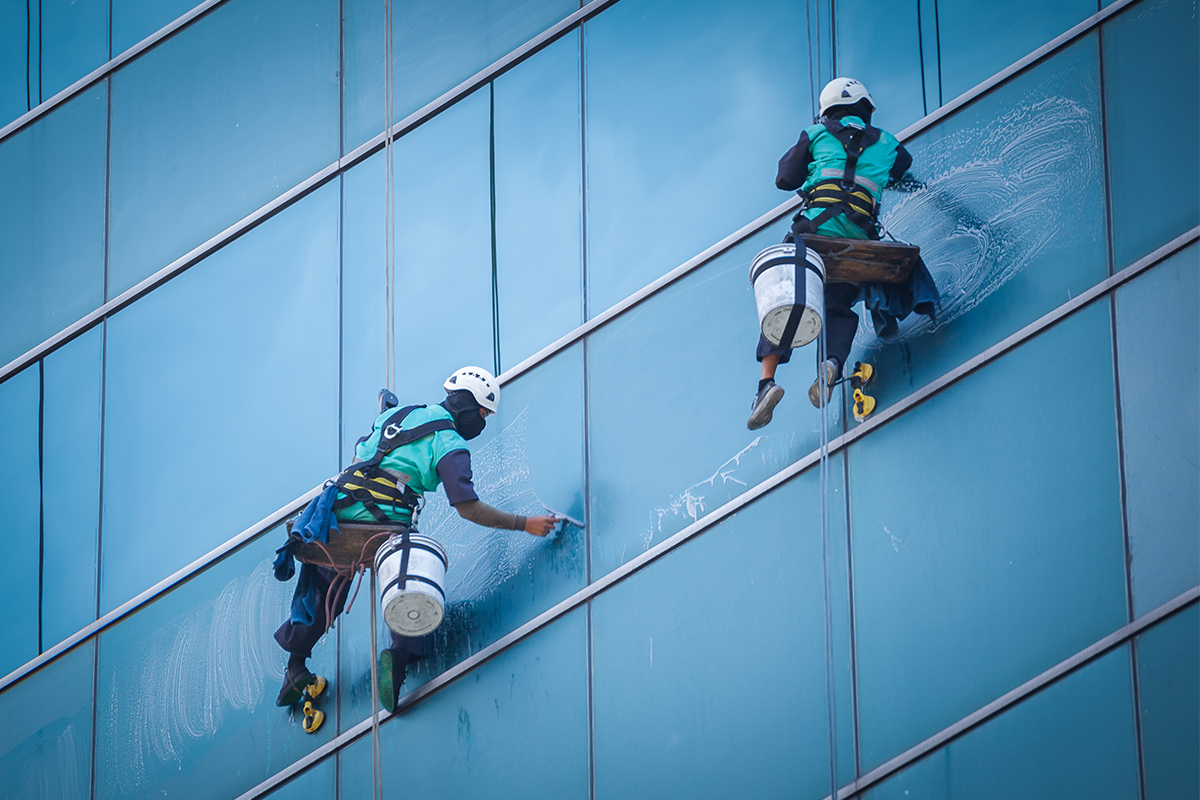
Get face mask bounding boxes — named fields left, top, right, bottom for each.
left=441, top=392, right=486, bottom=440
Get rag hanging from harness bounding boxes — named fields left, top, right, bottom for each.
left=793, top=119, right=883, bottom=241
left=332, top=405, right=454, bottom=523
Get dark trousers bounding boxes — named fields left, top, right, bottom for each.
left=274, top=566, right=428, bottom=662
left=756, top=281, right=861, bottom=372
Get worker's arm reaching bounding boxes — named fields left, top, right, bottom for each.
left=452, top=499, right=557, bottom=536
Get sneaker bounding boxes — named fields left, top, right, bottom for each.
left=747, top=381, right=785, bottom=430
left=276, top=663, right=317, bottom=707
left=808, top=360, right=841, bottom=408
left=378, top=648, right=408, bottom=713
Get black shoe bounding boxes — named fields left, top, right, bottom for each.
left=747, top=380, right=785, bottom=430
left=276, top=663, right=317, bottom=707
left=808, top=360, right=841, bottom=408
left=378, top=648, right=408, bottom=713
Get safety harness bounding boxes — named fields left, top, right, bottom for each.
left=332, top=405, right=455, bottom=523
left=797, top=119, right=884, bottom=239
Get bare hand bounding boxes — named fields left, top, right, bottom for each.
left=524, top=515, right=558, bottom=537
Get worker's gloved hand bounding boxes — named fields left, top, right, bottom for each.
left=524, top=515, right=558, bottom=537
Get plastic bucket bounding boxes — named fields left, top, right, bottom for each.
left=749, top=243, right=826, bottom=348
left=373, top=532, right=449, bottom=637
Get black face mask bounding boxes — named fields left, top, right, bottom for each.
left=441, top=391, right=487, bottom=440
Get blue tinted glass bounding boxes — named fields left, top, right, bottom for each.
left=1137, top=604, right=1200, bottom=800
left=0, top=84, right=107, bottom=366
left=265, top=757, right=335, bottom=799
left=40, top=0, right=109, bottom=99
left=107, top=0, right=339, bottom=297
left=850, top=300, right=1127, bottom=772
left=0, top=641, right=95, bottom=799
left=593, top=466, right=857, bottom=797
left=863, top=646, right=1140, bottom=799
left=834, top=0, right=927, bottom=129
left=41, top=326, right=103, bottom=648
left=339, top=345, right=587, bottom=725
left=587, top=224, right=846, bottom=579
left=1102, top=0, right=1199, bottom=269
left=339, top=609, right=588, bottom=798
left=936, top=0, right=1095, bottom=102
left=1116, top=245, right=1199, bottom=616
left=101, top=184, right=340, bottom=614
left=343, top=0, right=578, bottom=152
left=0, top=365, right=40, bottom=677
left=94, top=532, right=320, bottom=799
left=112, top=0, right=206, bottom=55
left=583, top=0, right=812, bottom=316
left=0, top=3, right=32, bottom=125
left=341, top=90, right=493, bottom=461
left=851, top=35, right=1108, bottom=401
left=494, top=32, right=583, bottom=371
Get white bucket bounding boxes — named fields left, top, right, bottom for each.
left=749, top=243, right=826, bottom=348
left=373, top=532, right=449, bottom=637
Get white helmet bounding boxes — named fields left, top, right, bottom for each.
left=819, top=77, right=875, bottom=117
left=443, top=366, right=499, bottom=413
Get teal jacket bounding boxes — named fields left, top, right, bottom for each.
left=336, top=404, right=475, bottom=524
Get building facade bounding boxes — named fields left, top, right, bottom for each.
left=0, top=0, right=1196, bottom=797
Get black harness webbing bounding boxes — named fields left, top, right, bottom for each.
left=798, top=119, right=884, bottom=240
left=380, top=530, right=447, bottom=600
left=332, top=405, right=456, bottom=523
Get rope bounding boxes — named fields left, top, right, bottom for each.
left=369, top=568, right=383, bottom=800
left=817, top=317, right=841, bottom=800
left=383, top=0, right=396, bottom=393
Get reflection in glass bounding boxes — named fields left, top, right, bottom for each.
left=863, top=646, right=1139, bottom=799
left=849, top=35, right=1108, bottom=400
left=112, top=0, right=207, bottom=56
left=0, top=85, right=107, bottom=366
left=1136, top=605, right=1200, bottom=800
left=835, top=0, right=926, bottom=130
left=0, top=2, right=31, bottom=126
left=1115, top=245, right=1199, bottom=616
left=107, top=0, right=339, bottom=296
left=101, top=184, right=340, bottom=614
left=593, top=469, right=856, bottom=796
left=41, top=327, right=104, bottom=648
left=40, top=0, right=109, bottom=99
left=0, top=641, right=95, bottom=799
left=850, top=301, right=1126, bottom=772
left=0, top=365, right=41, bottom=678
left=494, top=32, right=583, bottom=371
left=583, top=0, right=811, bottom=316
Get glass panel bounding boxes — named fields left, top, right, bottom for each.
left=339, top=609, right=588, bottom=798
left=41, top=0, right=109, bottom=99
left=340, top=90, right=493, bottom=461
left=342, top=0, right=577, bottom=152
left=339, top=345, right=587, bottom=725
left=583, top=0, right=812, bottom=317
left=850, top=35, right=1108, bottom=402
left=0, top=365, right=41, bottom=677
left=41, top=327, right=103, bottom=648
left=1115, top=244, right=1199, bottom=616
left=1137, top=604, right=1200, bottom=800
left=264, top=757, right=335, bottom=799
left=587, top=223, right=844, bottom=579
left=592, top=465, right=857, bottom=797
left=1102, top=0, right=1200, bottom=269
left=834, top=0, right=928, bottom=130
left=863, top=645, right=1140, bottom=799
left=494, top=31, right=583, bottom=371
left=0, top=85, right=107, bottom=366
left=101, top=183, right=340, bottom=615
left=107, top=0, right=339, bottom=297
left=850, top=300, right=1127, bottom=772
left=0, top=641, right=95, bottom=799
left=94, top=532, right=320, bottom=799
left=112, top=0, right=207, bottom=56
left=0, top=2, right=32, bottom=126
left=936, top=0, right=1096, bottom=102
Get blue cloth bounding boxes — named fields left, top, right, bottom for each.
left=858, top=256, right=940, bottom=339
left=273, top=484, right=340, bottom=627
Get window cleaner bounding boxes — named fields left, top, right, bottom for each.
left=748, top=77, right=940, bottom=429
left=271, top=367, right=560, bottom=729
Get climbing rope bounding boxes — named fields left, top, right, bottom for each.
left=383, top=0, right=397, bottom=394
left=817, top=321, right=841, bottom=800
left=370, top=569, right=384, bottom=800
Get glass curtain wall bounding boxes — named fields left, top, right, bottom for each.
left=0, top=0, right=1196, bottom=798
